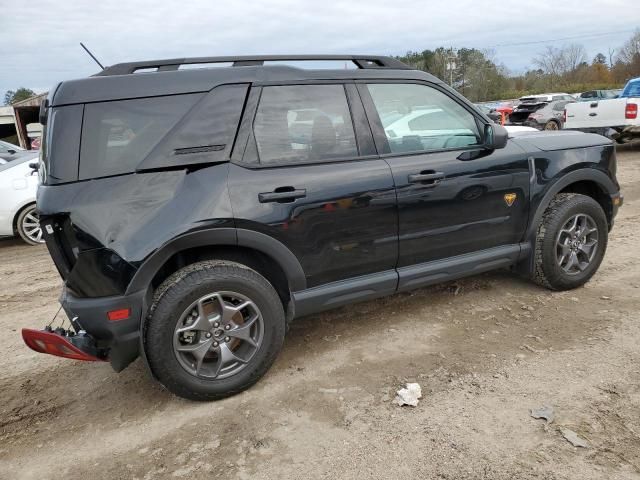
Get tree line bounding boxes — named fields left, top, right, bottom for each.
left=4, top=30, right=640, bottom=106
left=398, top=29, right=640, bottom=102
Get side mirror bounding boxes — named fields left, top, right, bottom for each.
left=485, top=124, right=508, bottom=150
left=7, top=149, right=16, bottom=155
left=29, top=162, right=39, bottom=176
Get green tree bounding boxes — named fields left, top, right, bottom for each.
left=593, top=53, right=607, bottom=65
left=3, top=87, right=35, bottom=106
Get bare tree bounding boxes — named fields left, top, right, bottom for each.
left=533, top=44, right=587, bottom=86
left=617, top=29, right=640, bottom=64
left=608, top=48, right=616, bottom=69
left=534, top=46, right=561, bottom=76
left=561, top=44, right=587, bottom=73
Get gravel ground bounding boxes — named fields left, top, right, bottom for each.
left=1, top=145, right=640, bottom=480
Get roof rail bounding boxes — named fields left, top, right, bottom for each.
left=95, top=55, right=411, bottom=76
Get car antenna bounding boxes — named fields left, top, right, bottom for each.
left=79, top=42, right=105, bottom=70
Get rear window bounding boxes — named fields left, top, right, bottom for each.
left=621, top=80, right=640, bottom=98
left=79, top=94, right=200, bottom=179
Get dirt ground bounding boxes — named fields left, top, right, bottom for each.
left=1, top=146, right=640, bottom=480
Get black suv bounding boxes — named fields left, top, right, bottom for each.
left=24, top=55, right=622, bottom=400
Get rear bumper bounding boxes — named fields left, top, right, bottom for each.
left=60, top=287, right=146, bottom=371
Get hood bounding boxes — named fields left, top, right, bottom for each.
left=508, top=130, right=611, bottom=152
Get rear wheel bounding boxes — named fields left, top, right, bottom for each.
left=145, top=260, right=286, bottom=401
left=533, top=193, right=608, bottom=290
left=16, top=204, right=44, bottom=245
left=543, top=120, right=560, bottom=130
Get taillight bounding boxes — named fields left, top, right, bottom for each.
left=22, top=329, right=104, bottom=362
left=107, top=308, right=131, bottom=321
left=626, top=103, right=638, bottom=119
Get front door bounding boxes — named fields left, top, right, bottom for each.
left=359, top=82, right=530, bottom=269
left=228, top=83, right=398, bottom=289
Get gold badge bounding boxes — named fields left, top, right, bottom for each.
left=504, top=193, right=517, bottom=207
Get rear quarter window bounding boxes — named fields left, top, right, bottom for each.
left=79, top=94, right=201, bottom=180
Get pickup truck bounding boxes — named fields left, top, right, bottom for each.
left=564, top=77, right=640, bottom=143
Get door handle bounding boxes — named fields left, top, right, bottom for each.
left=589, top=113, right=597, bottom=117
left=258, top=187, right=307, bottom=203
left=590, top=102, right=598, bottom=108
left=408, top=172, right=445, bottom=186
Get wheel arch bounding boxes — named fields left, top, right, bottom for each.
left=529, top=169, right=617, bottom=237
left=126, top=228, right=307, bottom=303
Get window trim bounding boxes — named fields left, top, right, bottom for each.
left=232, top=81, right=375, bottom=169
left=356, top=80, right=490, bottom=159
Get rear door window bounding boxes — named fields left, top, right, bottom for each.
left=79, top=94, right=201, bottom=179
left=252, top=85, right=358, bottom=165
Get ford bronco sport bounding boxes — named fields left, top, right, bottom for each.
left=24, top=55, right=622, bottom=400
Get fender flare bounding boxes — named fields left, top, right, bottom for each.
left=526, top=168, right=617, bottom=240
left=125, top=227, right=307, bottom=295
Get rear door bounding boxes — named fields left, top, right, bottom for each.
left=358, top=81, right=530, bottom=276
left=228, top=83, right=398, bottom=289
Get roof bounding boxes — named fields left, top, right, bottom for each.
left=51, top=55, right=441, bottom=107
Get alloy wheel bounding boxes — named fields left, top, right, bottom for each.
left=556, top=213, right=599, bottom=275
left=173, top=291, right=264, bottom=379
left=21, top=207, right=44, bottom=244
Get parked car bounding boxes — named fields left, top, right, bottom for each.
left=508, top=100, right=548, bottom=126
left=474, top=104, right=501, bottom=122
left=509, top=93, right=575, bottom=127
left=565, top=77, right=640, bottom=143
left=0, top=153, right=42, bottom=245
left=576, top=90, right=622, bottom=101
left=517, top=93, right=574, bottom=103
left=523, top=99, right=576, bottom=130
left=0, top=140, right=26, bottom=162
left=24, top=54, right=622, bottom=401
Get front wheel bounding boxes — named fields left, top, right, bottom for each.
left=533, top=193, right=608, bottom=290
left=544, top=120, right=560, bottom=130
left=145, top=261, right=286, bottom=401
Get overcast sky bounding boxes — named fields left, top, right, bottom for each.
left=2, top=0, right=638, bottom=98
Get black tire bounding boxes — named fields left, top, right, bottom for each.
left=16, top=204, right=44, bottom=246
left=534, top=193, right=608, bottom=290
left=145, top=260, right=286, bottom=401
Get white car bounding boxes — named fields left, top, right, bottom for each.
left=0, top=153, right=42, bottom=245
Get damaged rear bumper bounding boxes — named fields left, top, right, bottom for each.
left=60, top=287, right=146, bottom=371
left=22, top=287, right=146, bottom=372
